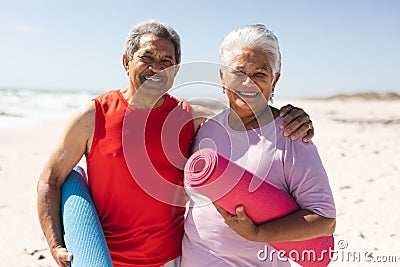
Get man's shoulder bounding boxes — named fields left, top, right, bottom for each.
left=95, top=89, right=121, bottom=102
left=75, top=100, right=96, bottom=124
left=190, top=104, right=219, bottom=120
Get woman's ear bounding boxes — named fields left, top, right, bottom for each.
left=272, top=73, right=281, bottom=89
left=219, top=68, right=224, bottom=81
left=219, top=69, right=227, bottom=93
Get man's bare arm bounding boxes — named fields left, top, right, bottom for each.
left=190, top=104, right=215, bottom=132
left=279, top=104, right=314, bottom=142
left=191, top=103, right=315, bottom=142
left=37, top=101, right=95, bottom=266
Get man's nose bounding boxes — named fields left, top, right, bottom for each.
left=149, top=61, right=162, bottom=72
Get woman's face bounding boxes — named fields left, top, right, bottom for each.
left=221, top=48, right=279, bottom=118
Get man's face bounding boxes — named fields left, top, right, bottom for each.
left=124, top=34, right=178, bottom=97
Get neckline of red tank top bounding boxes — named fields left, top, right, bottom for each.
left=115, top=89, right=172, bottom=113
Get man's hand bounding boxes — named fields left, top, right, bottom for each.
left=52, top=246, right=73, bottom=267
left=279, top=104, right=314, bottom=142
left=214, top=204, right=259, bottom=242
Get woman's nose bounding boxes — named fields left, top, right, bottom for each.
left=242, top=76, right=254, bottom=87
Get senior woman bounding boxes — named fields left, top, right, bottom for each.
left=182, top=24, right=336, bottom=266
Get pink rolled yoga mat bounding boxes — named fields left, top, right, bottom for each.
left=184, top=148, right=334, bottom=267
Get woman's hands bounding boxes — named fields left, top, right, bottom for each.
left=214, top=204, right=260, bottom=242
left=214, top=203, right=336, bottom=243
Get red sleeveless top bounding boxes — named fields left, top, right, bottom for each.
left=86, top=90, right=194, bottom=266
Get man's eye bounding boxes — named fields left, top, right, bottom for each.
left=139, top=55, right=152, bottom=61
left=161, top=60, right=173, bottom=66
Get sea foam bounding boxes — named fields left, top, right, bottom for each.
left=0, top=88, right=98, bottom=130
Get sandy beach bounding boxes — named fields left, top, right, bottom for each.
left=0, top=97, right=399, bottom=266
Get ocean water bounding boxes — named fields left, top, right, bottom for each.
left=0, top=87, right=229, bottom=131
left=0, top=88, right=99, bottom=130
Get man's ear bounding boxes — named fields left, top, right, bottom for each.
left=219, top=68, right=224, bottom=80
left=173, top=64, right=180, bottom=77
left=122, top=54, right=130, bottom=73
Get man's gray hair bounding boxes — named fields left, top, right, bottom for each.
left=124, top=20, right=181, bottom=64
left=219, top=24, right=281, bottom=76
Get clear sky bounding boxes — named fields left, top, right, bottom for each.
left=0, top=0, right=399, bottom=98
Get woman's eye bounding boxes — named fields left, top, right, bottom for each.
left=232, top=70, right=245, bottom=76
left=255, top=73, right=267, bottom=78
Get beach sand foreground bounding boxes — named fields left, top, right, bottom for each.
left=0, top=98, right=399, bottom=266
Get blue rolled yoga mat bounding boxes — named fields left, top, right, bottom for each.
left=61, top=166, right=113, bottom=266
